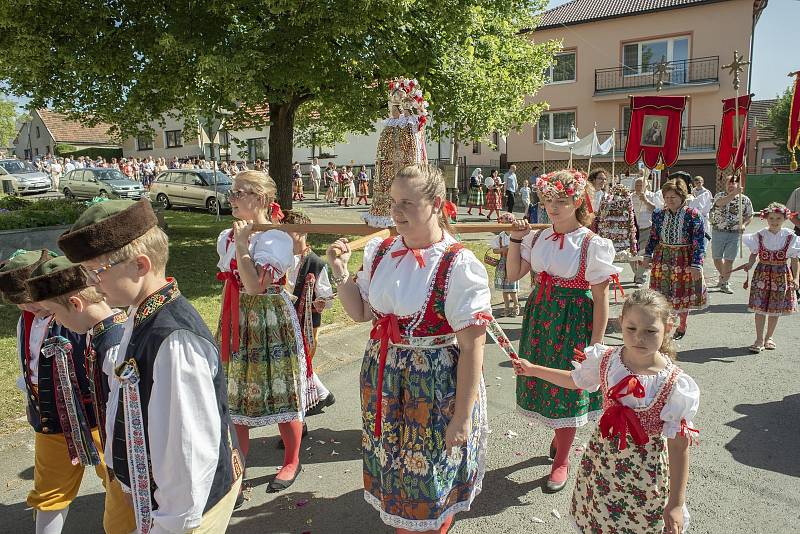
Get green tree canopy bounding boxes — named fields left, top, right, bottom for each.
left=0, top=0, right=556, bottom=206
left=0, top=95, right=20, bottom=150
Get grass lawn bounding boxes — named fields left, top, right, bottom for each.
left=0, top=209, right=494, bottom=433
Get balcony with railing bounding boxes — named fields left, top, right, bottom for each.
left=595, top=56, right=719, bottom=95
left=597, top=125, right=717, bottom=156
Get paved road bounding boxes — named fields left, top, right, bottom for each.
left=0, top=214, right=798, bottom=533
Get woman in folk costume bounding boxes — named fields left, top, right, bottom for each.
left=338, top=165, right=354, bottom=206
left=503, top=169, right=620, bottom=493
left=484, top=169, right=504, bottom=221
left=466, top=168, right=485, bottom=215
left=216, top=170, right=313, bottom=492
left=356, top=166, right=370, bottom=205
left=740, top=203, right=800, bottom=352
left=328, top=164, right=490, bottom=533
left=643, top=178, right=708, bottom=340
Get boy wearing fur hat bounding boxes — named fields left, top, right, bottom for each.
left=0, top=250, right=119, bottom=534
left=58, top=199, right=242, bottom=533
left=25, top=255, right=136, bottom=533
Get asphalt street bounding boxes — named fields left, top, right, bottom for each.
left=0, top=208, right=797, bottom=533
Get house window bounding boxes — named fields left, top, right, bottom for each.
left=492, top=132, right=500, bottom=148
left=137, top=135, right=154, bottom=151
left=472, top=142, right=481, bottom=155
left=623, top=37, right=689, bottom=75
left=165, top=130, right=182, bottom=148
left=537, top=110, right=576, bottom=142
left=36, top=126, right=40, bottom=138
left=546, top=51, right=576, bottom=84
left=247, top=137, right=268, bottom=161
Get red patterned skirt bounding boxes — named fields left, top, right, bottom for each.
left=650, top=244, right=708, bottom=313
left=485, top=189, right=502, bottom=210
left=748, top=261, right=797, bottom=316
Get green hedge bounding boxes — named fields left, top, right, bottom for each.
left=60, top=147, right=123, bottom=160
left=0, top=197, right=88, bottom=230
left=745, top=173, right=800, bottom=210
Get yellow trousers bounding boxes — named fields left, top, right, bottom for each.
left=27, top=427, right=136, bottom=534
left=188, top=476, right=242, bottom=533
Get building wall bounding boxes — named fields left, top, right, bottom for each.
left=507, top=0, right=754, bottom=172
left=122, top=115, right=205, bottom=160
left=14, top=112, right=56, bottom=159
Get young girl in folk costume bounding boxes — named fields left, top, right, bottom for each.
left=484, top=169, right=504, bottom=221
left=216, top=170, right=312, bottom=492
left=466, top=168, right=485, bottom=216
left=324, top=163, right=337, bottom=203
left=356, top=166, right=370, bottom=205
left=292, top=162, right=305, bottom=201
left=503, top=169, right=620, bottom=492
left=338, top=165, right=354, bottom=206
left=739, top=203, right=800, bottom=353
left=513, top=289, right=700, bottom=534
left=488, top=231, right=520, bottom=317
left=328, top=164, right=490, bottom=533
left=643, top=179, right=708, bottom=340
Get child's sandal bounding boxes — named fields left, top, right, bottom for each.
left=764, top=339, right=776, bottom=350
left=748, top=344, right=764, bottom=353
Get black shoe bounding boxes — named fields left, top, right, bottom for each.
left=673, top=329, right=686, bottom=340
left=267, top=463, right=302, bottom=492
left=276, top=422, right=308, bottom=449
left=234, top=491, right=245, bottom=510
left=306, top=392, right=336, bottom=416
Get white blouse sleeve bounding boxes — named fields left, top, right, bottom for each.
left=585, top=237, right=623, bottom=285
left=443, top=250, right=492, bottom=331
left=570, top=343, right=606, bottom=392
left=788, top=234, right=800, bottom=259
left=250, top=229, right=295, bottom=282
left=488, top=235, right=501, bottom=249
left=215, top=229, right=232, bottom=271
left=355, top=237, right=385, bottom=301
left=741, top=232, right=759, bottom=255
left=519, top=230, right=538, bottom=265
left=661, top=373, right=701, bottom=440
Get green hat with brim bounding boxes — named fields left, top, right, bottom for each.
left=58, top=199, right=158, bottom=263
left=0, top=249, right=54, bottom=304
left=25, top=256, right=90, bottom=303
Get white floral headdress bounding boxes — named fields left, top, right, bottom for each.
left=387, top=77, right=429, bottom=127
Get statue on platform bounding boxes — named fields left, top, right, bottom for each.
left=362, top=78, right=429, bottom=228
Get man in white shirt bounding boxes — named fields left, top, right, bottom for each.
left=49, top=159, right=63, bottom=192
left=690, top=175, right=713, bottom=237
left=631, top=177, right=660, bottom=286
left=503, top=165, right=518, bottom=213
left=309, top=157, right=322, bottom=200
left=64, top=158, right=75, bottom=174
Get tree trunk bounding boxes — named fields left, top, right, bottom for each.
left=268, top=100, right=299, bottom=209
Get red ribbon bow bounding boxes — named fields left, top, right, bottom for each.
left=391, top=242, right=426, bottom=268
left=679, top=418, right=700, bottom=444
left=443, top=200, right=458, bottom=221
left=370, top=315, right=402, bottom=437
left=534, top=271, right=555, bottom=304
left=270, top=202, right=284, bottom=222
left=610, top=273, right=625, bottom=302
left=598, top=375, right=649, bottom=450
left=216, top=271, right=241, bottom=363
left=547, top=231, right=566, bottom=249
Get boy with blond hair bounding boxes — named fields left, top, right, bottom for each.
left=58, top=199, right=242, bottom=533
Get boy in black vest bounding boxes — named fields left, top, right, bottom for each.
left=283, top=210, right=336, bottom=416
left=58, top=199, right=242, bottom=532
left=0, top=250, right=117, bottom=534
left=25, top=255, right=136, bottom=533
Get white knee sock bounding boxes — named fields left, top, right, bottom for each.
left=35, top=508, right=68, bottom=534
left=312, top=372, right=330, bottom=399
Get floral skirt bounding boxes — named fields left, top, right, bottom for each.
left=361, top=340, right=487, bottom=531
left=467, top=186, right=484, bottom=206
left=494, top=257, right=519, bottom=293
left=293, top=179, right=304, bottom=194
left=358, top=181, right=369, bottom=196
left=218, top=292, right=308, bottom=426
left=485, top=189, right=502, bottom=210
left=516, top=285, right=602, bottom=428
left=650, top=244, right=708, bottom=313
left=338, top=182, right=354, bottom=198
left=749, top=262, right=797, bottom=316
left=571, top=429, right=689, bottom=533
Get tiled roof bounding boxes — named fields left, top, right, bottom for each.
left=36, top=109, right=117, bottom=145
left=748, top=99, right=778, bottom=139
left=535, top=0, right=725, bottom=30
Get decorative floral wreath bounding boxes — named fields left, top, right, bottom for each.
left=387, top=77, right=429, bottom=127
left=535, top=169, right=588, bottom=201
left=758, top=204, right=797, bottom=220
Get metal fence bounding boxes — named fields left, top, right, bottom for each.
left=595, top=56, right=719, bottom=94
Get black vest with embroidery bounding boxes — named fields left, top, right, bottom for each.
left=18, top=316, right=93, bottom=434
left=111, top=283, right=237, bottom=514
left=87, top=311, right=127, bottom=447
left=292, top=252, right=327, bottom=328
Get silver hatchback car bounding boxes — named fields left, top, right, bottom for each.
left=0, top=159, right=52, bottom=195
left=150, top=169, right=232, bottom=214
left=61, top=168, right=145, bottom=200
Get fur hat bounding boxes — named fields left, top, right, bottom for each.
left=0, top=249, right=54, bottom=304
left=58, top=199, right=158, bottom=263
left=25, top=256, right=89, bottom=303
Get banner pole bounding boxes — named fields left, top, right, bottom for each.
left=611, top=128, right=616, bottom=180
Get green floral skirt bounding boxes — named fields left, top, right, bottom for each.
left=217, top=291, right=307, bottom=426
left=516, top=284, right=602, bottom=428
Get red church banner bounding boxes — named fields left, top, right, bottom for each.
left=789, top=72, right=800, bottom=171
left=624, top=96, right=688, bottom=168
left=716, top=94, right=752, bottom=171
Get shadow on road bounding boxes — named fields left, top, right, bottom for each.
left=0, top=491, right=105, bottom=534
left=246, top=427, right=363, bottom=472
left=725, top=393, right=800, bottom=479
left=701, top=303, right=750, bottom=314
left=18, top=466, right=33, bottom=480
left=677, top=346, right=754, bottom=364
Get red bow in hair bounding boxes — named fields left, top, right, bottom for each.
left=270, top=202, right=284, bottom=222
left=443, top=200, right=457, bottom=221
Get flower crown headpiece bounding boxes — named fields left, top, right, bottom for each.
left=759, top=205, right=797, bottom=220
left=387, top=78, right=429, bottom=127
left=535, top=170, right=588, bottom=201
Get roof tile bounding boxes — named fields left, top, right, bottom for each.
left=538, top=0, right=724, bottom=29
left=37, top=109, right=116, bottom=145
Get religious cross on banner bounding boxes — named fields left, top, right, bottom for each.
left=624, top=96, right=688, bottom=169
left=788, top=71, right=800, bottom=171
left=716, top=94, right=753, bottom=171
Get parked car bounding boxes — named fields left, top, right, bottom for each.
left=0, top=159, right=52, bottom=195
left=61, top=168, right=145, bottom=200
left=150, top=169, right=232, bottom=214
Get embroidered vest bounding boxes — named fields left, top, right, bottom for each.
left=369, top=236, right=464, bottom=337
left=111, top=282, right=238, bottom=516
left=292, top=251, right=327, bottom=328
left=19, top=316, right=93, bottom=434
left=87, top=311, right=127, bottom=448
left=529, top=229, right=596, bottom=291
left=758, top=233, right=792, bottom=265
